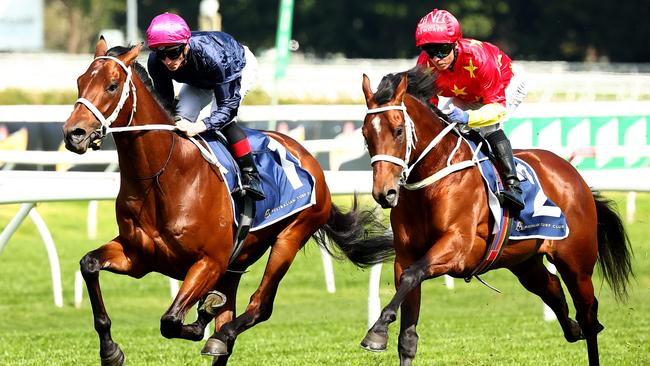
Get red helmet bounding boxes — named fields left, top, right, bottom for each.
left=146, top=13, right=191, bottom=48
left=415, top=9, right=462, bottom=46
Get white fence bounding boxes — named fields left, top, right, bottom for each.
left=1, top=53, right=650, bottom=101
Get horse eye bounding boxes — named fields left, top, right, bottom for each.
left=107, top=83, right=118, bottom=93
left=395, top=126, right=404, bottom=138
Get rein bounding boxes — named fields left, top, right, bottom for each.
left=366, top=103, right=479, bottom=189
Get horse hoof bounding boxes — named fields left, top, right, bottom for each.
left=201, top=338, right=229, bottom=357
left=101, top=344, right=125, bottom=366
left=565, top=319, right=585, bottom=343
left=198, top=291, right=227, bottom=316
left=360, top=330, right=388, bottom=352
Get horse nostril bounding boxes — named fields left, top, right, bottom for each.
left=386, top=189, right=397, bottom=203
left=71, top=128, right=87, bottom=137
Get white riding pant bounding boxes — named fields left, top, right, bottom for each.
left=439, top=63, right=528, bottom=137
left=176, top=45, right=258, bottom=124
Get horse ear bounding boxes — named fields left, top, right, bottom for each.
left=362, top=74, right=375, bottom=107
left=123, top=42, right=143, bottom=66
left=393, top=74, right=408, bottom=104
left=95, top=36, right=108, bottom=57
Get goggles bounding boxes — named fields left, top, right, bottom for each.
left=421, top=43, right=455, bottom=59
left=154, top=44, right=185, bottom=60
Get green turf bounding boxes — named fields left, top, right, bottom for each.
left=0, top=193, right=648, bottom=365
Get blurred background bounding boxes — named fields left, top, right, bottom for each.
left=1, top=0, right=649, bottom=171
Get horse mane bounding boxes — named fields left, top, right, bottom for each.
left=106, top=45, right=174, bottom=115
left=374, top=66, right=448, bottom=121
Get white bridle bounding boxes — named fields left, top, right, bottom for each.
left=365, top=104, right=480, bottom=190
left=72, top=55, right=220, bottom=167
left=75, top=56, right=138, bottom=136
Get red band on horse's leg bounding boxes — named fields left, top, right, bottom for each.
left=230, top=138, right=251, bottom=158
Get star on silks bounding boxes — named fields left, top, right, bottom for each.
left=469, top=39, right=484, bottom=47
left=497, top=54, right=503, bottom=67
left=451, top=84, right=467, bottom=97
left=463, top=59, right=478, bottom=78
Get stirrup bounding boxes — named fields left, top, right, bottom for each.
left=233, top=173, right=265, bottom=201
left=500, top=189, right=524, bottom=211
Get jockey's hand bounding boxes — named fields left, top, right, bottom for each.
left=175, top=118, right=207, bottom=137
left=446, top=107, right=469, bottom=125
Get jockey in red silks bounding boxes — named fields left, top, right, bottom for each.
left=415, top=9, right=527, bottom=211
left=146, top=12, right=265, bottom=200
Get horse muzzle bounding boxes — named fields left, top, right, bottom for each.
left=63, top=124, right=100, bottom=154
left=373, top=187, right=399, bottom=208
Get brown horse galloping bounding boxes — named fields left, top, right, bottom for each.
left=62, top=38, right=393, bottom=366
left=355, top=68, right=633, bottom=366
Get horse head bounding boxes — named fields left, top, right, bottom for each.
left=63, top=37, right=142, bottom=154
left=361, top=73, right=411, bottom=208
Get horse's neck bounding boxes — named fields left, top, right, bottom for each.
left=113, top=76, right=178, bottom=179
left=405, top=97, right=467, bottom=171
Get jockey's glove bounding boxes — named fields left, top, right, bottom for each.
left=446, top=107, right=469, bottom=125
left=175, top=118, right=207, bottom=137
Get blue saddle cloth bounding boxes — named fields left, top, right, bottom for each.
left=200, top=128, right=315, bottom=231
left=467, top=140, right=569, bottom=240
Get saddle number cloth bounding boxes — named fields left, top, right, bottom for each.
left=475, top=148, right=570, bottom=240
left=201, top=128, right=316, bottom=231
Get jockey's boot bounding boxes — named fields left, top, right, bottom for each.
left=487, top=130, right=525, bottom=211
left=222, top=121, right=266, bottom=201
left=236, top=153, right=266, bottom=201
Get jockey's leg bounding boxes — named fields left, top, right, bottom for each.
left=486, top=129, right=524, bottom=211
left=221, top=121, right=265, bottom=201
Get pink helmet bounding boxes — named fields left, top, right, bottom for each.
left=146, top=13, right=191, bottom=48
left=415, top=9, right=462, bottom=46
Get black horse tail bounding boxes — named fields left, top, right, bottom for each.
left=313, top=195, right=394, bottom=267
left=593, top=192, right=634, bottom=302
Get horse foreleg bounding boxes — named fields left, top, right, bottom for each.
left=160, top=257, right=223, bottom=341
left=203, top=272, right=242, bottom=364
left=205, top=237, right=302, bottom=356
left=80, top=239, right=144, bottom=366
left=397, top=277, right=421, bottom=366
left=362, top=244, right=454, bottom=353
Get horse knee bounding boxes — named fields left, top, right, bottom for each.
left=80, top=254, right=101, bottom=279
left=160, top=314, right=183, bottom=339
left=399, top=266, right=425, bottom=289
left=94, top=313, right=112, bottom=334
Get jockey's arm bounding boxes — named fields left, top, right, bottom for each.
left=466, top=102, right=507, bottom=128
left=203, top=79, right=242, bottom=130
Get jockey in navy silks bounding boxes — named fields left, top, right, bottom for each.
left=146, top=12, right=265, bottom=200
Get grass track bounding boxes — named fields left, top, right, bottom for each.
left=0, top=193, right=648, bottom=365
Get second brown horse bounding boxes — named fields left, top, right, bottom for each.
left=356, top=67, right=633, bottom=366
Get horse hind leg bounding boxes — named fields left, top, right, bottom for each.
left=80, top=239, right=146, bottom=366
left=554, top=255, right=604, bottom=366
left=509, top=255, right=584, bottom=342
left=203, top=230, right=308, bottom=359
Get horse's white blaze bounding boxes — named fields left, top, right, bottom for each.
left=371, top=116, right=382, bottom=135
left=91, top=70, right=99, bottom=77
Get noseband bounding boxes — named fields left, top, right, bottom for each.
left=365, top=104, right=478, bottom=190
